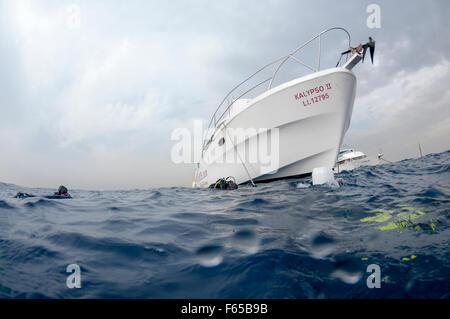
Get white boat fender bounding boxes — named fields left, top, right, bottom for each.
left=312, top=166, right=338, bottom=186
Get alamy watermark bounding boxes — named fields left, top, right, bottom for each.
left=366, top=264, right=381, bottom=288
left=66, top=264, right=82, bottom=289
left=66, top=4, right=81, bottom=29
left=366, top=4, right=381, bottom=29
left=171, top=120, right=280, bottom=175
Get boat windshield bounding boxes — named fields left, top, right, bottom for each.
left=339, top=149, right=353, bottom=155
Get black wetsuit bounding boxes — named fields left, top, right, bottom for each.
left=14, top=192, right=72, bottom=199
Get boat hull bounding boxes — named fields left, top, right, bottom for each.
left=193, top=67, right=357, bottom=187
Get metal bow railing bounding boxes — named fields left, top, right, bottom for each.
left=202, top=27, right=352, bottom=155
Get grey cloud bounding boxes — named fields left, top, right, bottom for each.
left=0, top=0, right=449, bottom=188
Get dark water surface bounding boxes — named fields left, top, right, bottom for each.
left=0, top=151, right=449, bottom=298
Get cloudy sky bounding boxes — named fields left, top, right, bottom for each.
left=0, top=0, right=449, bottom=189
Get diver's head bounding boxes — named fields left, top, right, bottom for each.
left=58, top=185, right=68, bottom=195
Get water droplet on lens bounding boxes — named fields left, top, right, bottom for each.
left=311, top=233, right=336, bottom=259
left=331, top=269, right=362, bottom=284
left=195, top=245, right=224, bottom=267
left=405, top=277, right=416, bottom=292
left=231, top=229, right=259, bottom=254
left=331, top=257, right=362, bottom=285
left=367, top=230, right=379, bottom=248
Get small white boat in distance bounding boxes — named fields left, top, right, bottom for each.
left=335, top=148, right=370, bottom=173
left=193, top=27, right=375, bottom=187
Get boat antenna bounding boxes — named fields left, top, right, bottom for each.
left=418, top=143, right=423, bottom=158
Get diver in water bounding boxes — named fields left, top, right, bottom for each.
left=54, top=185, right=70, bottom=197
left=209, top=177, right=238, bottom=190
left=14, top=185, right=72, bottom=199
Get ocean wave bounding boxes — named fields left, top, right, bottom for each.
left=0, top=150, right=449, bottom=298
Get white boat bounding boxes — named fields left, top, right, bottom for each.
left=193, top=27, right=375, bottom=187
left=334, top=148, right=371, bottom=173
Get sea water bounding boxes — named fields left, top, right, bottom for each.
left=0, top=151, right=449, bottom=298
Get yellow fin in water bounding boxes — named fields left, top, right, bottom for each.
left=361, top=206, right=426, bottom=231
left=402, top=255, right=417, bottom=261
left=360, top=209, right=394, bottom=223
